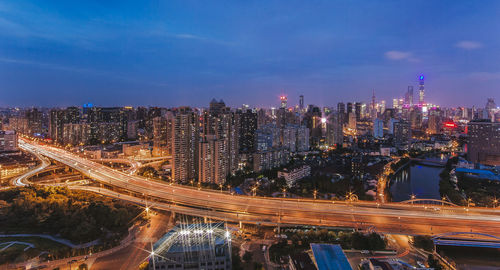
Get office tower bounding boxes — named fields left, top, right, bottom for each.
left=347, top=102, right=353, bottom=115
left=296, top=125, right=310, bottom=152
left=355, top=102, right=362, bottom=120
left=326, top=112, right=343, bottom=146
left=485, top=98, right=496, bottom=121
left=380, top=100, right=386, bottom=115
left=410, top=109, right=422, bottom=129
left=238, top=109, right=257, bottom=153
left=371, top=90, right=377, bottom=119
left=337, top=102, right=346, bottom=115
left=394, top=120, right=411, bottom=145
left=299, top=95, right=304, bottom=111
left=405, top=86, right=414, bottom=106
left=427, top=114, right=441, bottom=135
left=172, top=107, right=199, bottom=182
left=388, top=118, right=398, bottom=134
left=348, top=112, right=357, bottom=130
left=280, top=95, right=287, bottom=109
left=418, top=75, right=425, bottom=104
left=0, top=130, right=18, bottom=152
left=467, top=121, right=500, bottom=165
left=373, top=118, right=384, bottom=138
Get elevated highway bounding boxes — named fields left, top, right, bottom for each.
left=18, top=139, right=500, bottom=237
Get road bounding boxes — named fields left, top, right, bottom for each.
left=91, top=212, right=172, bottom=270
left=18, top=139, right=500, bottom=238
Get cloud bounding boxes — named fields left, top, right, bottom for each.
left=469, top=71, right=500, bottom=81
left=455, top=40, right=482, bottom=50
left=384, top=51, right=419, bottom=62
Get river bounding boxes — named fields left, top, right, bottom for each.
left=389, top=160, right=445, bottom=202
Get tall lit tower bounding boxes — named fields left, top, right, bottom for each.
left=371, top=90, right=377, bottom=119
left=299, top=95, right=304, bottom=110
left=280, top=95, right=287, bottom=109
left=418, top=75, right=425, bottom=104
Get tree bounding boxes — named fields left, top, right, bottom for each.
left=243, top=251, right=253, bottom=262
left=137, top=166, right=159, bottom=178
left=413, top=236, right=435, bottom=252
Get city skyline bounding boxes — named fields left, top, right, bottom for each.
left=1, top=1, right=499, bottom=108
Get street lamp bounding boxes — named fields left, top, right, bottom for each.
left=313, top=189, right=318, bottom=200
left=252, top=186, right=257, bottom=196
left=282, top=187, right=286, bottom=198
left=493, top=198, right=498, bottom=208
left=219, top=183, right=223, bottom=192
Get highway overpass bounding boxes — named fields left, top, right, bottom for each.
left=18, top=139, right=500, bottom=237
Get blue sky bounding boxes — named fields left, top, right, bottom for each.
left=0, top=0, right=499, bottom=108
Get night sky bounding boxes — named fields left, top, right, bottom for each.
left=0, top=1, right=499, bottom=108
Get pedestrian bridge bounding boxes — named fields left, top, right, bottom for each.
left=400, top=199, right=458, bottom=207
left=432, top=232, right=500, bottom=248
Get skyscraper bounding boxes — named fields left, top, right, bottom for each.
left=172, top=107, right=199, bottom=182
left=418, top=75, right=425, bottom=104
left=373, top=118, right=384, bottom=138
left=280, top=95, right=287, bottom=109
left=238, top=109, right=257, bottom=153
left=405, top=86, right=414, bottom=106
left=299, top=95, right=304, bottom=111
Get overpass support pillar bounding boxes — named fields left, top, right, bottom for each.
left=239, top=221, right=242, bottom=229
left=204, top=216, right=208, bottom=223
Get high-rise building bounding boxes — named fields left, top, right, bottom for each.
left=373, top=118, right=384, bottom=138
left=418, top=75, right=425, bottom=104
left=209, top=98, right=228, bottom=115
left=347, top=102, right=353, bottom=115
left=172, top=107, right=199, bottom=182
left=394, top=120, right=411, bottom=145
left=355, top=102, right=362, bottom=120
left=485, top=98, right=496, bottom=121
left=255, top=124, right=280, bottom=151
left=199, top=135, right=227, bottom=184
left=49, top=107, right=80, bottom=144
left=280, top=95, right=287, bottom=109
left=467, top=121, right=500, bottom=165
left=0, top=130, right=18, bottom=152
left=299, top=95, right=304, bottom=111
left=237, top=109, right=257, bottom=153
left=405, top=86, right=414, bottom=106
left=326, top=112, right=343, bottom=146
left=337, top=102, right=346, bottom=115
left=152, top=116, right=168, bottom=156
left=25, top=108, right=42, bottom=136
left=410, top=109, right=422, bottom=129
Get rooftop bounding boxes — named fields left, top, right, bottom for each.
left=311, top=243, right=352, bottom=270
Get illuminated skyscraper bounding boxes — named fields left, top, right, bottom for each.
left=405, top=86, right=414, bottom=106
left=418, top=75, right=425, bottom=104
left=280, top=95, right=287, bottom=109
left=299, top=95, right=304, bottom=111
left=172, top=107, right=199, bottom=182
